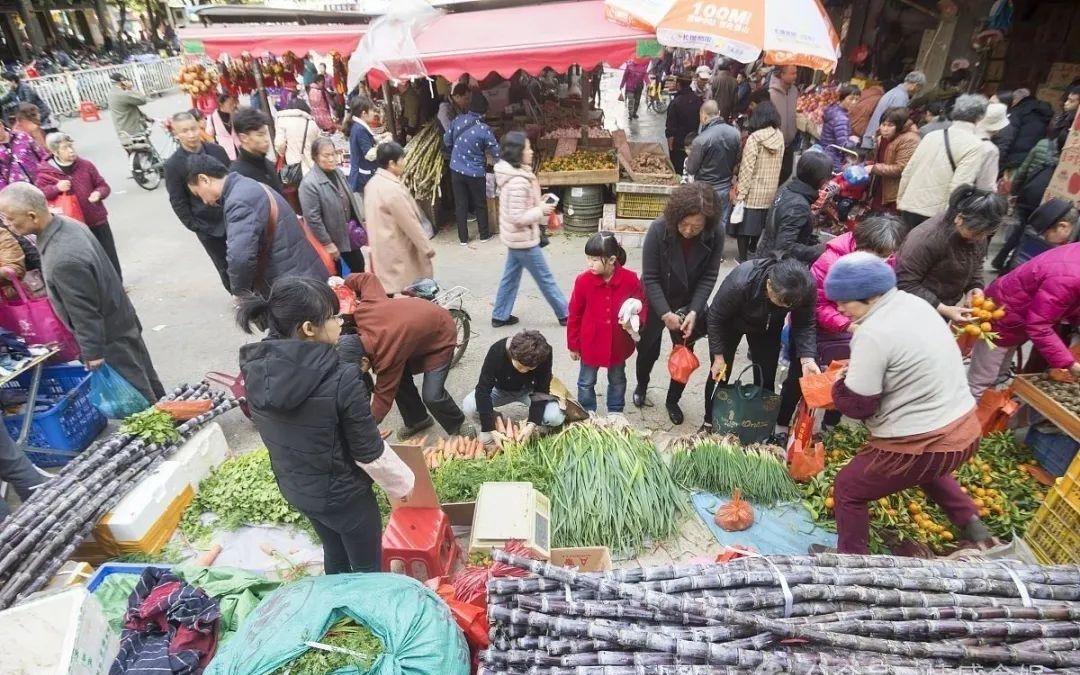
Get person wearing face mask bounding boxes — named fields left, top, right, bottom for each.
left=300, top=137, right=366, bottom=276
left=229, top=107, right=284, bottom=195
left=896, top=186, right=1008, bottom=325
left=363, top=142, right=434, bottom=294
left=868, top=107, right=920, bottom=212
left=35, top=132, right=120, bottom=278
left=635, top=183, right=724, bottom=425
left=238, top=277, right=415, bottom=574
left=824, top=252, right=990, bottom=554
left=163, top=111, right=232, bottom=292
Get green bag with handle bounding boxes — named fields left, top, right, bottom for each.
left=711, top=364, right=781, bottom=445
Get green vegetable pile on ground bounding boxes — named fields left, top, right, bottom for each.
left=180, top=449, right=313, bottom=542
left=270, top=617, right=383, bottom=675
left=120, top=409, right=180, bottom=445
left=804, top=426, right=1046, bottom=554
left=670, top=435, right=800, bottom=505
left=431, top=445, right=554, bottom=505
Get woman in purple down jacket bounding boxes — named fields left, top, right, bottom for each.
left=818, top=85, right=861, bottom=172
left=967, top=242, right=1080, bottom=398
left=0, top=122, right=47, bottom=189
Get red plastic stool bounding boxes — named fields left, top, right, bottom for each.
left=382, top=507, right=460, bottom=582
left=79, top=101, right=100, bottom=122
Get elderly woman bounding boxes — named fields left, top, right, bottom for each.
left=300, top=137, right=366, bottom=275
left=897, top=185, right=1008, bottom=325
left=0, top=121, right=47, bottom=190
left=636, top=182, right=724, bottom=425
left=35, top=132, right=121, bottom=278
left=491, top=130, right=565, bottom=328
left=868, top=107, right=920, bottom=211
left=13, top=103, right=47, bottom=151
left=968, top=241, right=1080, bottom=399
left=826, top=252, right=990, bottom=554
left=364, top=142, right=434, bottom=295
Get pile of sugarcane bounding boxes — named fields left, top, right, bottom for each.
left=401, top=121, right=445, bottom=207
left=481, top=550, right=1080, bottom=674
left=0, top=382, right=240, bottom=610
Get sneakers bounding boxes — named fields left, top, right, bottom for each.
left=492, top=315, right=520, bottom=328
left=397, top=416, right=435, bottom=440
left=479, top=236, right=494, bottom=243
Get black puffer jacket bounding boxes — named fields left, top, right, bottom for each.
left=239, top=338, right=385, bottom=528
left=755, top=178, right=824, bottom=264
left=707, top=257, right=816, bottom=359
left=1005, top=97, right=1054, bottom=169
left=641, top=215, right=724, bottom=327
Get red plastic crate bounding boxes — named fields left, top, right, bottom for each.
left=381, top=507, right=460, bottom=582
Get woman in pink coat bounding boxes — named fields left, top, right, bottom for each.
left=969, top=241, right=1080, bottom=397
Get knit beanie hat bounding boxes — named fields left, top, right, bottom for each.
left=824, top=251, right=896, bottom=302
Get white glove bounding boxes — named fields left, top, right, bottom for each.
left=618, top=298, right=643, bottom=342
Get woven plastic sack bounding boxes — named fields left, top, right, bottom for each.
left=204, top=573, right=470, bottom=675
left=667, top=343, right=700, bottom=384
left=89, top=364, right=150, bottom=418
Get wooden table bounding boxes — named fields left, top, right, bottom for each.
left=1013, top=374, right=1080, bottom=442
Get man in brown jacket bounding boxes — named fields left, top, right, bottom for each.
left=849, top=85, right=884, bottom=140
left=342, top=273, right=472, bottom=440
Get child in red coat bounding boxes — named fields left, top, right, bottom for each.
left=567, top=233, right=646, bottom=413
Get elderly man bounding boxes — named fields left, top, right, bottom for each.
left=897, top=95, right=994, bottom=233
left=686, top=100, right=741, bottom=261
left=769, top=65, right=800, bottom=183
left=0, top=183, right=164, bottom=403
left=862, top=71, right=927, bottom=149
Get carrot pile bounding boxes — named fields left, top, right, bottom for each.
left=423, top=435, right=497, bottom=470
left=494, top=417, right=535, bottom=446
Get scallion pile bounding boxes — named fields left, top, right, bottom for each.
left=671, top=435, right=800, bottom=505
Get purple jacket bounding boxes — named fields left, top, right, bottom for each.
left=818, top=103, right=853, bottom=171
left=0, top=130, right=48, bottom=189
left=35, top=157, right=111, bottom=227
left=984, top=242, right=1080, bottom=369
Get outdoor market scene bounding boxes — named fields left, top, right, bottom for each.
left=2, top=0, right=1080, bottom=673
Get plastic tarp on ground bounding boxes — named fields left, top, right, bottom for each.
left=180, top=25, right=366, bottom=60
left=356, top=0, right=653, bottom=86
left=204, top=573, right=470, bottom=675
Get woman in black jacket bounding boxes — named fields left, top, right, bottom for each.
left=635, top=183, right=724, bottom=426
left=754, top=151, right=833, bottom=263
left=238, top=277, right=414, bottom=574
left=706, top=257, right=818, bottom=432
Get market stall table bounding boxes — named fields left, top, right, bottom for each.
left=0, top=346, right=63, bottom=462
left=1014, top=374, right=1080, bottom=442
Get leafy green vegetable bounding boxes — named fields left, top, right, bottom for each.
left=180, top=449, right=313, bottom=542
left=430, top=445, right=554, bottom=505
left=671, top=436, right=800, bottom=505
left=270, top=617, right=383, bottom=675
left=120, top=409, right=180, bottom=445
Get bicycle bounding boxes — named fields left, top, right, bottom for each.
left=402, top=279, right=472, bottom=367
left=120, top=121, right=174, bottom=191
left=646, top=76, right=670, bottom=114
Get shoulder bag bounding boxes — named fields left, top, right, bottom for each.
left=279, top=118, right=310, bottom=186
left=943, top=127, right=957, bottom=172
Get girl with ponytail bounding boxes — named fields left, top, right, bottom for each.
left=566, top=232, right=646, bottom=414
left=237, top=276, right=414, bottom=574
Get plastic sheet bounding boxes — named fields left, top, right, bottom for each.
left=691, top=491, right=836, bottom=555
left=347, top=0, right=443, bottom=89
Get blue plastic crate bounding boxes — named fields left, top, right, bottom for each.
left=1027, top=426, right=1080, bottom=478
left=86, top=562, right=172, bottom=593
left=1, top=364, right=107, bottom=466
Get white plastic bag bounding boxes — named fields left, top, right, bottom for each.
left=730, top=202, right=745, bottom=225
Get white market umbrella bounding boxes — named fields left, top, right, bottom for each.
left=605, top=0, right=841, bottom=71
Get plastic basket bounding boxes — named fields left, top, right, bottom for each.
left=1026, top=426, right=1079, bottom=479
left=1025, top=486, right=1080, bottom=564
left=1, top=364, right=107, bottom=466
left=616, top=191, right=670, bottom=220
left=1052, top=443, right=1080, bottom=513
left=86, top=562, right=171, bottom=593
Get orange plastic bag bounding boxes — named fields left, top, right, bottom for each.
left=798, top=360, right=848, bottom=410
left=547, top=211, right=562, bottom=231
left=975, top=386, right=1019, bottom=436
left=425, top=578, right=491, bottom=651
left=787, top=400, right=825, bottom=482
left=714, top=489, right=754, bottom=531
left=667, top=343, right=700, bottom=384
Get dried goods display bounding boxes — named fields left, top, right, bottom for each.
left=1028, top=372, right=1080, bottom=416
left=540, top=150, right=616, bottom=173
left=541, top=126, right=611, bottom=140
left=482, top=550, right=1080, bottom=674
left=630, top=151, right=673, bottom=175
left=804, top=427, right=1044, bottom=554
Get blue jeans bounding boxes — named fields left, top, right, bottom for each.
left=493, top=246, right=568, bottom=321
left=577, top=362, right=628, bottom=413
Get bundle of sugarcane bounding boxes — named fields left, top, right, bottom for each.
left=0, top=382, right=241, bottom=609
left=670, top=434, right=800, bottom=506
left=401, top=122, right=445, bottom=207
left=480, top=550, right=1080, bottom=675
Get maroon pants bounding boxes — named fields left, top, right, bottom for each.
left=834, top=447, right=979, bottom=554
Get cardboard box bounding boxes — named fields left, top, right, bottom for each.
left=1044, top=108, right=1080, bottom=208
left=390, top=443, right=439, bottom=511
left=549, top=546, right=613, bottom=572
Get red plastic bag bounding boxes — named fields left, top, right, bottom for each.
left=975, top=386, right=1019, bottom=436
left=425, top=579, right=491, bottom=651
left=799, top=360, right=848, bottom=410
left=48, top=194, right=85, bottom=223
left=787, top=400, right=824, bottom=482
left=667, top=343, right=700, bottom=384
left=547, top=211, right=562, bottom=231
left=714, top=489, right=754, bottom=531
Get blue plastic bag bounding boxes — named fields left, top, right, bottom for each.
left=88, top=364, right=149, bottom=418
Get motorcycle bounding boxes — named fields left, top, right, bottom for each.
left=812, top=148, right=871, bottom=235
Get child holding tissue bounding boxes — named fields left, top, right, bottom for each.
left=566, top=232, right=646, bottom=414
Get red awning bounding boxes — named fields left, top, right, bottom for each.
left=181, top=24, right=366, bottom=59
left=365, top=1, right=652, bottom=84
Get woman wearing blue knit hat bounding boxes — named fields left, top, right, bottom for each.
left=824, top=252, right=990, bottom=554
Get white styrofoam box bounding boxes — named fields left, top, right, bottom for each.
left=101, top=422, right=228, bottom=545
left=0, top=587, right=118, bottom=675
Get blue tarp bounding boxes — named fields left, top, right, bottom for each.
left=691, top=491, right=837, bottom=555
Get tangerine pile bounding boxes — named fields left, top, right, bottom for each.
left=955, top=292, right=1006, bottom=345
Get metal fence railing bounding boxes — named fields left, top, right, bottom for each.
left=26, top=57, right=184, bottom=118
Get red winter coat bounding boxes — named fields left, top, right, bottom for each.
left=811, top=232, right=897, bottom=334
left=984, top=242, right=1080, bottom=369
left=35, top=157, right=111, bottom=227
left=567, top=265, right=646, bottom=368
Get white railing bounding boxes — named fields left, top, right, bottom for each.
left=26, top=57, right=185, bottom=118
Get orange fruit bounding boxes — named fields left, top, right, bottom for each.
left=824, top=497, right=835, bottom=509
left=964, top=324, right=982, bottom=336
left=973, top=498, right=986, bottom=508
left=991, top=309, right=1005, bottom=319
left=878, top=497, right=890, bottom=507
left=980, top=322, right=993, bottom=332
left=971, top=296, right=984, bottom=308
left=941, top=531, right=954, bottom=541
left=983, top=299, right=996, bottom=311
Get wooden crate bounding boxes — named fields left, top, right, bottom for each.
left=1013, top=375, right=1080, bottom=442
